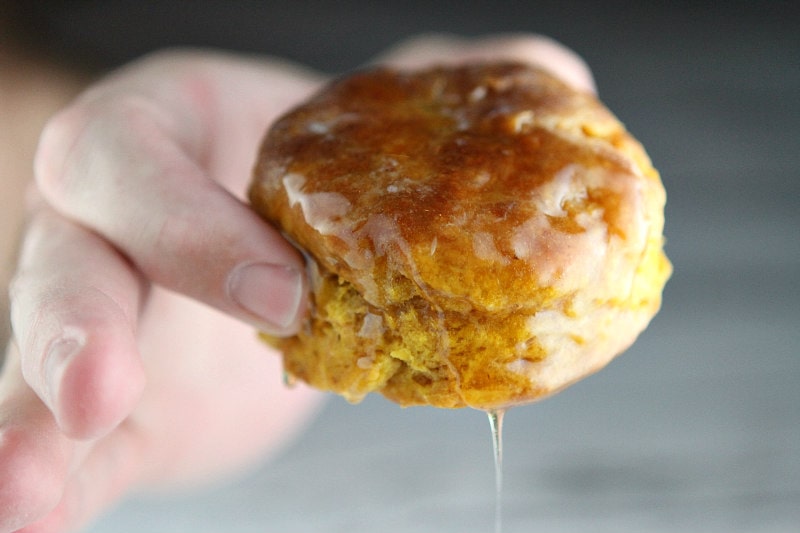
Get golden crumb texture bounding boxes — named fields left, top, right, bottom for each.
left=249, top=62, right=671, bottom=410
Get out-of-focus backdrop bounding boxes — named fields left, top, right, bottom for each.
left=11, top=2, right=800, bottom=532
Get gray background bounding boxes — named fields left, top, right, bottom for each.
left=32, top=2, right=797, bottom=532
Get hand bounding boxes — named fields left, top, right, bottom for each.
left=1, top=50, right=327, bottom=533
left=0, top=35, right=594, bottom=533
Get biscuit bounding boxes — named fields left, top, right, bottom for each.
left=249, top=62, right=671, bottom=409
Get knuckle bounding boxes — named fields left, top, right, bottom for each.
left=34, top=105, right=92, bottom=198
left=7, top=268, right=42, bottom=336
left=9, top=279, right=126, bottom=386
left=34, top=94, right=167, bottom=206
left=8, top=270, right=65, bottom=355
left=7, top=268, right=27, bottom=308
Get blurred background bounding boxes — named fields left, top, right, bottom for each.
left=4, top=1, right=799, bottom=532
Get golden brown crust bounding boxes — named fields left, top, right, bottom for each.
left=249, top=62, right=671, bottom=409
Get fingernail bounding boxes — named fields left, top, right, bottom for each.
left=44, top=327, right=86, bottom=405
left=228, top=262, right=304, bottom=333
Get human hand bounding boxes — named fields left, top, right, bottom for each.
left=0, top=34, right=594, bottom=533
left=1, top=50, right=328, bottom=533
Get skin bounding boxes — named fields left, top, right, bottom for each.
left=0, top=34, right=594, bottom=533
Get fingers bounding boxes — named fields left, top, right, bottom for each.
left=36, top=101, right=305, bottom=335
left=3, top=51, right=327, bottom=531
left=10, top=207, right=146, bottom=440
left=374, top=33, right=597, bottom=94
left=0, top=344, right=143, bottom=533
left=0, top=344, right=78, bottom=533
left=33, top=52, right=323, bottom=336
left=15, top=426, right=144, bottom=533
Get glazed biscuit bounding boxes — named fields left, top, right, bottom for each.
left=249, top=62, right=671, bottom=409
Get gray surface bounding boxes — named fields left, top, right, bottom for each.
left=82, top=4, right=799, bottom=532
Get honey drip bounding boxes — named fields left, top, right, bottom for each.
left=487, top=408, right=506, bottom=533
